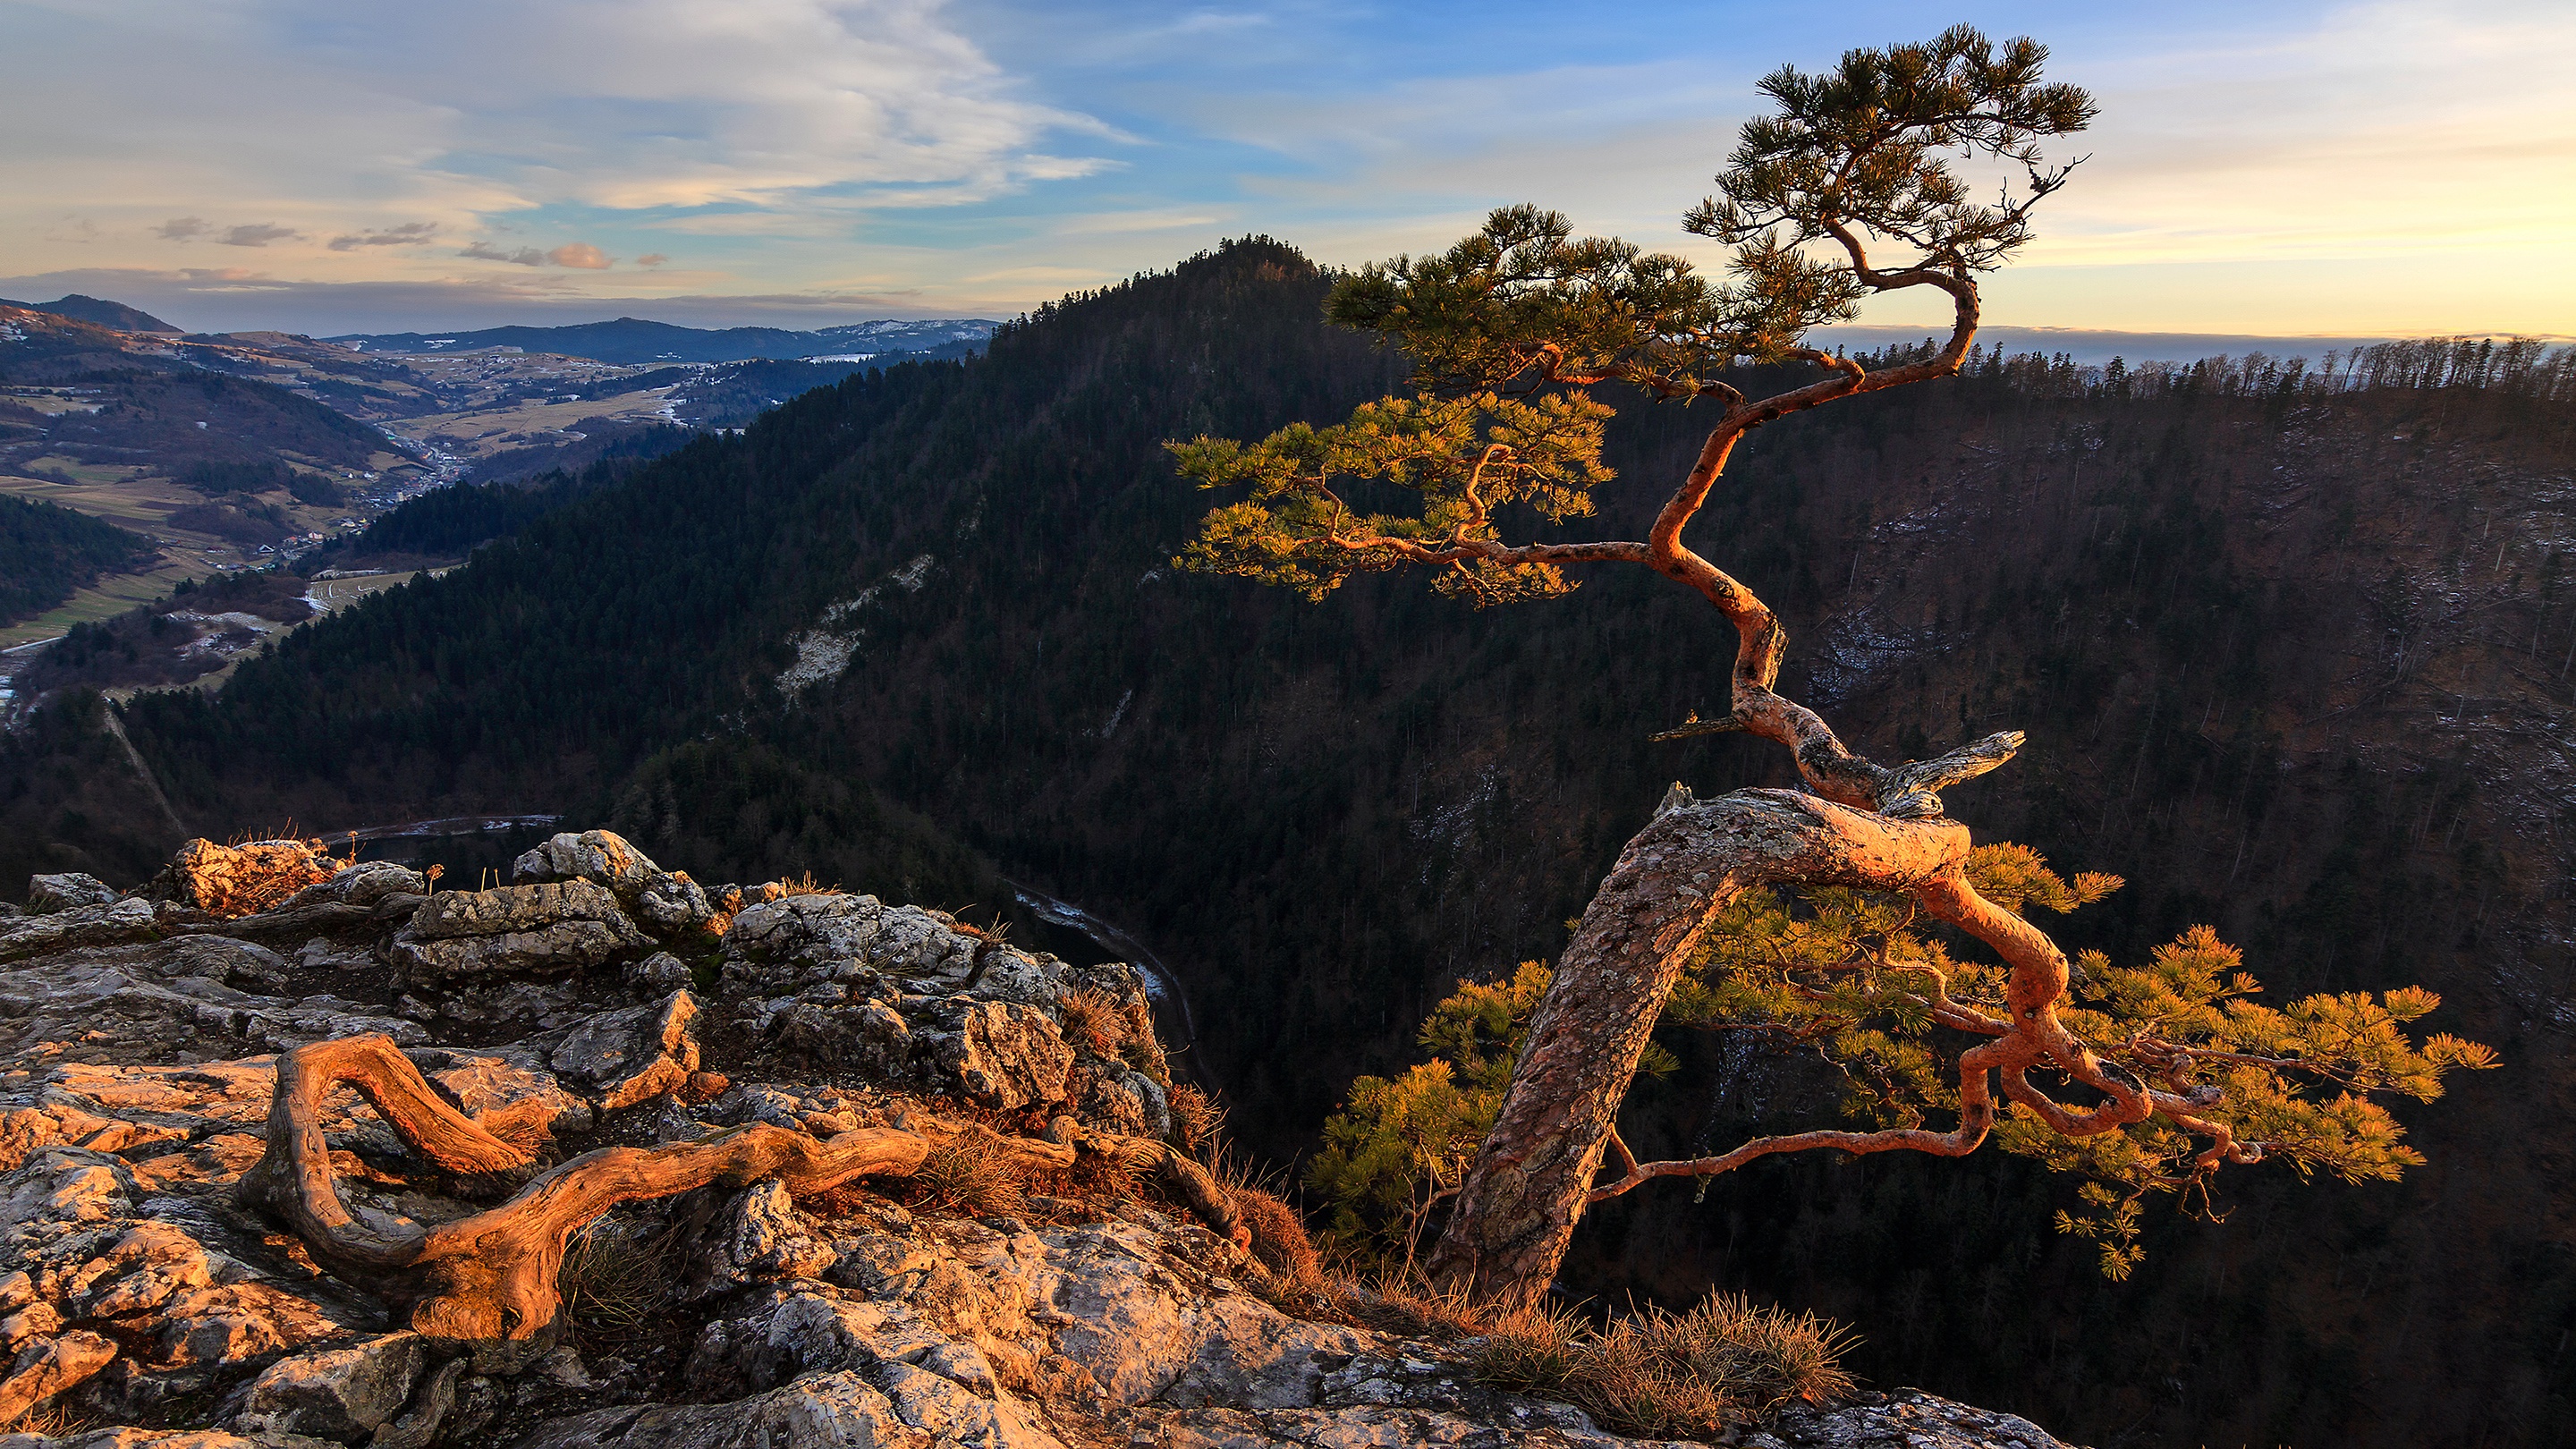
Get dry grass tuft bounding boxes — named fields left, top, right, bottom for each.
left=910, top=1129, right=1030, bottom=1218
left=1331, top=1265, right=1492, bottom=1340
left=1057, top=988, right=1124, bottom=1055
left=1229, top=1182, right=1321, bottom=1284
left=557, top=1222, right=671, bottom=1343
left=751, top=866, right=839, bottom=902
left=1167, top=1084, right=1224, bottom=1155
left=1470, top=1292, right=1856, bottom=1440
left=13, top=1400, right=100, bottom=1437
left=1063, top=1134, right=1150, bottom=1205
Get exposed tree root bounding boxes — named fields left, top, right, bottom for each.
left=236, top=1036, right=1238, bottom=1348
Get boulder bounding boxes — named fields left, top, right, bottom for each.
left=268, top=861, right=428, bottom=914
left=540, top=990, right=701, bottom=1110
left=690, top=1181, right=838, bottom=1297
left=1074, top=1059, right=1171, bottom=1140
left=409, top=1047, right=593, bottom=1141
left=0, top=898, right=160, bottom=964
left=1744, top=1391, right=2078, bottom=1449
left=26, top=873, right=116, bottom=913
left=624, top=952, right=695, bottom=993
left=513, top=831, right=714, bottom=939
left=512, top=1370, right=926, bottom=1449
left=386, top=882, right=654, bottom=981
left=0, top=1328, right=116, bottom=1428
left=721, top=895, right=1052, bottom=999
left=233, top=1332, right=425, bottom=1441
left=139, top=840, right=341, bottom=920
left=919, top=1001, right=1072, bottom=1112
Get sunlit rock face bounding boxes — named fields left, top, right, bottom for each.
left=0, top=828, right=2081, bottom=1448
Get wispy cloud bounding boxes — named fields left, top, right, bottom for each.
left=328, top=223, right=440, bottom=251
left=460, top=242, right=550, bottom=267
left=3, top=0, right=2570, bottom=333
left=220, top=223, right=300, bottom=247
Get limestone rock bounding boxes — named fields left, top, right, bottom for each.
left=1743, top=1391, right=2078, bottom=1448
left=233, top=1332, right=424, bottom=1441
left=139, top=840, right=340, bottom=920
left=624, top=952, right=695, bottom=993
left=161, top=936, right=291, bottom=992
left=0, top=899, right=160, bottom=963
left=513, top=831, right=714, bottom=939
left=267, top=861, right=427, bottom=914
left=513, top=1369, right=926, bottom=1449
left=0, top=1328, right=115, bottom=1428
left=387, top=881, right=654, bottom=981
left=722, top=895, right=1055, bottom=1001
left=0, top=819, right=2088, bottom=1449
left=0, top=1430, right=343, bottom=1448
left=26, top=874, right=116, bottom=913
left=1145, top=1405, right=1684, bottom=1447
left=539, top=990, right=700, bottom=1110
left=690, top=1181, right=838, bottom=1297
left=0, top=940, right=425, bottom=1061
left=919, top=1002, right=1073, bottom=1112
left=409, top=1048, right=593, bottom=1141
left=1074, top=1058, right=1171, bottom=1140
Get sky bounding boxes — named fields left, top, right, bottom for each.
left=0, top=0, right=2571, bottom=340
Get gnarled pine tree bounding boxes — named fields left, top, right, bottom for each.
left=1172, top=27, right=2494, bottom=1310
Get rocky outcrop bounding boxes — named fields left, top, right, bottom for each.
left=537, top=989, right=702, bottom=1110
left=0, top=828, right=2082, bottom=1449
left=137, top=838, right=343, bottom=919
left=513, top=831, right=715, bottom=940
left=388, top=881, right=657, bottom=982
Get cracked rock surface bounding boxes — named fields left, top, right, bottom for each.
left=0, top=829, right=2080, bottom=1449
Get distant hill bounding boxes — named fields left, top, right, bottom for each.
left=325, top=316, right=995, bottom=365
left=0, top=294, right=180, bottom=334
left=2, top=302, right=389, bottom=482
left=0, top=493, right=158, bottom=624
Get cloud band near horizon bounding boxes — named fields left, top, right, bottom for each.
left=3, top=0, right=2570, bottom=335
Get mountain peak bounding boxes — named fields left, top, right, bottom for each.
left=0, top=293, right=182, bottom=333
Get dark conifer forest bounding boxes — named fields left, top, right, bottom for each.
left=0, top=493, right=157, bottom=623
left=5, top=241, right=2573, bottom=1447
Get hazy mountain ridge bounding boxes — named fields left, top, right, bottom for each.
left=0, top=292, right=180, bottom=333
left=326, top=315, right=998, bottom=365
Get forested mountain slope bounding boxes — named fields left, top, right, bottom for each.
left=0, top=492, right=157, bottom=622
left=3, top=241, right=2572, bottom=1448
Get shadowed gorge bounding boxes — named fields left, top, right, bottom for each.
left=3, top=242, right=2572, bottom=1446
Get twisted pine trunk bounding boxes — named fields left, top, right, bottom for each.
left=1419, top=792, right=1969, bottom=1307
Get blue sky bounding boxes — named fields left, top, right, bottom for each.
left=1, top=0, right=2570, bottom=337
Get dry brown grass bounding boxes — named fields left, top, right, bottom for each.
left=1167, top=1084, right=1224, bottom=1155
left=1057, top=987, right=1124, bottom=1055
left=909, top=1129, right=1030, bottom=1218
left=1060, top=1134, right=1150, bottom=1205
left=1326, top=1262, right=1494, bottom=1340
left=1470, top=1292, right=1857, bottom=1441
left=12, top=1400, right=100, bottom=1437
left=1231, top=1182, right=1320, bottom=1284
left=556, top=1222, right=671, bottom=1344
left=757, top=871, right=839, bottom=901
